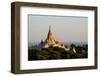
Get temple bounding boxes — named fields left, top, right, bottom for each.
left=41, top=26, right=69, bottom=51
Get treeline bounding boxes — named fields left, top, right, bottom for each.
left=28, top=44, right=88, bottom=60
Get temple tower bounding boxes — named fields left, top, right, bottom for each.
left=45, top=25, right=56, bottom=45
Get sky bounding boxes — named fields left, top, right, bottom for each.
left=28, top=15, right=88, bottom=44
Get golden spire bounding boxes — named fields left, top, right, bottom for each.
left=46, top=25, right=55, bottom=44
left=48, top=25, right=52, bottom=36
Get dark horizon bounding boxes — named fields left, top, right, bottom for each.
left=28, top=41, right=88, bottom=48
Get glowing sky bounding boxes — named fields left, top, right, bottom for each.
left=28, top=15, right=88, bottom=44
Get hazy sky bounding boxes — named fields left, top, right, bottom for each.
left=28, top=15, right=88, bottom=44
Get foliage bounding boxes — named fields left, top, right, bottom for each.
left=28, top=44, right=88, bottom=61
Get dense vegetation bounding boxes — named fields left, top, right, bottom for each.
left=28, top=44, right=88, bottom=61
